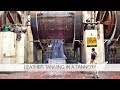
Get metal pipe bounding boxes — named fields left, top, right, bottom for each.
left=36, top=11, right=43, bottom=50
left=73, top=12, right=76, bottom=49
left=90, top=11, right=92, bottom=23
left=17, top=11, right=22, bottom=15
left=106, top=11, right=117, bottom=47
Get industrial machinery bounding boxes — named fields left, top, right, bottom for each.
left=0, top=11, right=33, bottom=64
left=81, top=11, right=105, bottom=64
left=81, top=22, right=105, bottom=64
left=30, top=11, right=120, bottom=64
left=0, top=11, right=119, bottom=64
left=81, top=11, right=120, bottom=64
left=31, top=11, right=82, bottom=63
left=96, top=11, right=120, bottom=46
left=96, top=11, right=120, bottom=63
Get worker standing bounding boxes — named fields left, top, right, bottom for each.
left=90, top=48, right=99, bottom=78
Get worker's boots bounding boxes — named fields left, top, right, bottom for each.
left=92, top=72, right=99, bottom=79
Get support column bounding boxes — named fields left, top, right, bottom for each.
left=27, top=15, right=34, bottom=63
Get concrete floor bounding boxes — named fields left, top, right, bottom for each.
left=0, top=71, right=120, bottom=79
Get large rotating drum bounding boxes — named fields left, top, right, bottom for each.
left=31, top=11, right=74, bottom=44
left=30, top=11, right=83, bottom=63
left=96, top=11, right=120, bottom=46
left=30, top=11, right=82, bottom=49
